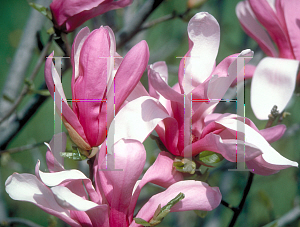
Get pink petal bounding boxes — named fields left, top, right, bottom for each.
left=148, top=64, right=184, bottom=104
left=282, top=0, right=300, bottom=60
left=260, top=124, right=286, bottom=143
left=230, top=64, right=256, bottom=87
left=128, top=151, right=184, bottom=221
left=207, top=49, right=253, bottom=100
left=51, top=186, right=101, bottom=211
left=5, top=173, right=81, bottom=227
left=248, top=0, right=293, bottom=58
left=45, top=133, right=66, bottom=172
left=107, top=40, right=150, bottom=126
left=107, top=96, right=178, bottom=155
left=178, top=12, right=220, bottom=93
left=71, top=26, right=90, bottom=108
left=131, top=181, right=221, bottom=226
left=74, top=27, right=111, bottom=146
left=217, top=118, right=298, bottom=168
left=251, top=57, right=299, bottom=120
left=51, top=186, right=109, bottom=227
left=50, top=0, right=133, bottom=32
left=98, top=139, right=146, bottom=227
left=236, top=1, right=278, bottom=57
left=44, top=53, right=89, bottom=145
left=37, top=166, right=88, bottom=187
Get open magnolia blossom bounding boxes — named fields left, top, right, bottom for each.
left=236, top=0, right=300, bottom=120
left=107, top=12, right=298, bottom=175
left=45, top=26, right=149, bottom=154
left=50, top=0, right=133, bottom=33
left=5, top=133, right=222, bottom=227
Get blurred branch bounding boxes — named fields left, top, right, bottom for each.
left=0, top=0, right=51, bottom=118
left=1, top=218, right=43, bottom=227
left=0, top=82, right=49, bottom=150
left=139, top=8, right=190, bottom=31
left=0, top=35, right=53, bottom=125
left=116, top=0, right=165, bottom=48
left=0, top=141, right=45, bottom=156
left=277, top=206, right=300, bottom=226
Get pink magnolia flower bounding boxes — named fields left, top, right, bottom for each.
left=45, top=26, right=149, bottom=154
left=5, top=133, right=222, bottom=227
left=50, top=0, right=133, bottom=33
left=108, top=12, right=298, bottom=175
left=236, top=0, right=300, bottom=119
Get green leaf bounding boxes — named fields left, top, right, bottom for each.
left=133, top=218, right=151, bottom=226
left=198, top=151, right=224, bottom=164
left=262, top=220, right=278, bottom=227
left=149, top=193, right=185, bottom=226
left=28, top=2, right=52, bottom=20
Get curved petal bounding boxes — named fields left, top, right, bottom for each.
left=74, top=27, right=110, bottom=146
left=230, top=64, right=256, bottom=87
left=236, top=1, right=278, bottom=57
left=5, top=173, right=81, bottom=227
left=216, top=118, right=298, bottom=168
left=130, top=181, right=221, bottom=226
left=148, top=64, right=184, bottom=104
left=107, top=96, right=178, bottom=155
left=51, top=186, right=101, bottom=211
left=208, top=49, right=254, bottom=100
left=51, top=186, right=109, bottom=227
left=107, top=40, right=150, bottom=126
left=44, top=53, right=89, bottom=145
left=128, top=151, right=184, bottom=221
left=282, top=0, right=300, bottom=60
left=179, top=12, right=220, bottom=93
left=50, top=0, right=133, bottom=32
left=260, top=124, right=286, bottom=143
left=248, top=0, right=293, bottom=58
left=38, top=168, right=88, bottom=187
left=45, top=133, right=66, bottom=172
left=251, top=57, right=299, bottom=120
left=98, top=139, right=146, bottom=227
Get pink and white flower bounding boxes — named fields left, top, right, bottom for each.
left=45, top=26, right=149, bottom=153
left=108, top=12, right=298, bottom=175
left=236, top=0, right=300, bottom=119
left=5, top=133, right=222, bottom=227
left=50, top=0, right=133, bottom=33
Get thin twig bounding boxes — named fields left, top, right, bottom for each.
left=0, top=35, right=53, bottom=125
left=0, top=0, right=51, bottom=118
left=0, top=142, right=45, bottom=156
left=1, top=217, right=43, bottom=227
left=139, top=8, right=191, bottom=31
left=116, top=0, right=165, bottom=49
left=228, top=172, right=254, bottom=227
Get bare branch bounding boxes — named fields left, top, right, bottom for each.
left=0, top=35, right=53, bottom=125
left=0, top=141, right=45, bottom=156
left=115, top=0, right=165, bottom=49
left=1, top=218, right=43, bottom=227
left=0, top=0, right=51, bottom=118
left=277, top=206, right=300, bottom=227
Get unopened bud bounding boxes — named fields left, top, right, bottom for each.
left=187, top=0, right=207, bottom=9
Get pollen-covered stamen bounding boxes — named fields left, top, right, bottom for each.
left=190, top=133, right=199, bottom=144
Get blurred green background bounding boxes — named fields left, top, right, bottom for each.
left=0, top=0, right=299, bottom=226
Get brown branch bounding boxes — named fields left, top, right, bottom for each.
left=115, top=0, right=165, bottom=49
left=0, top=35, right=53, bottom=125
